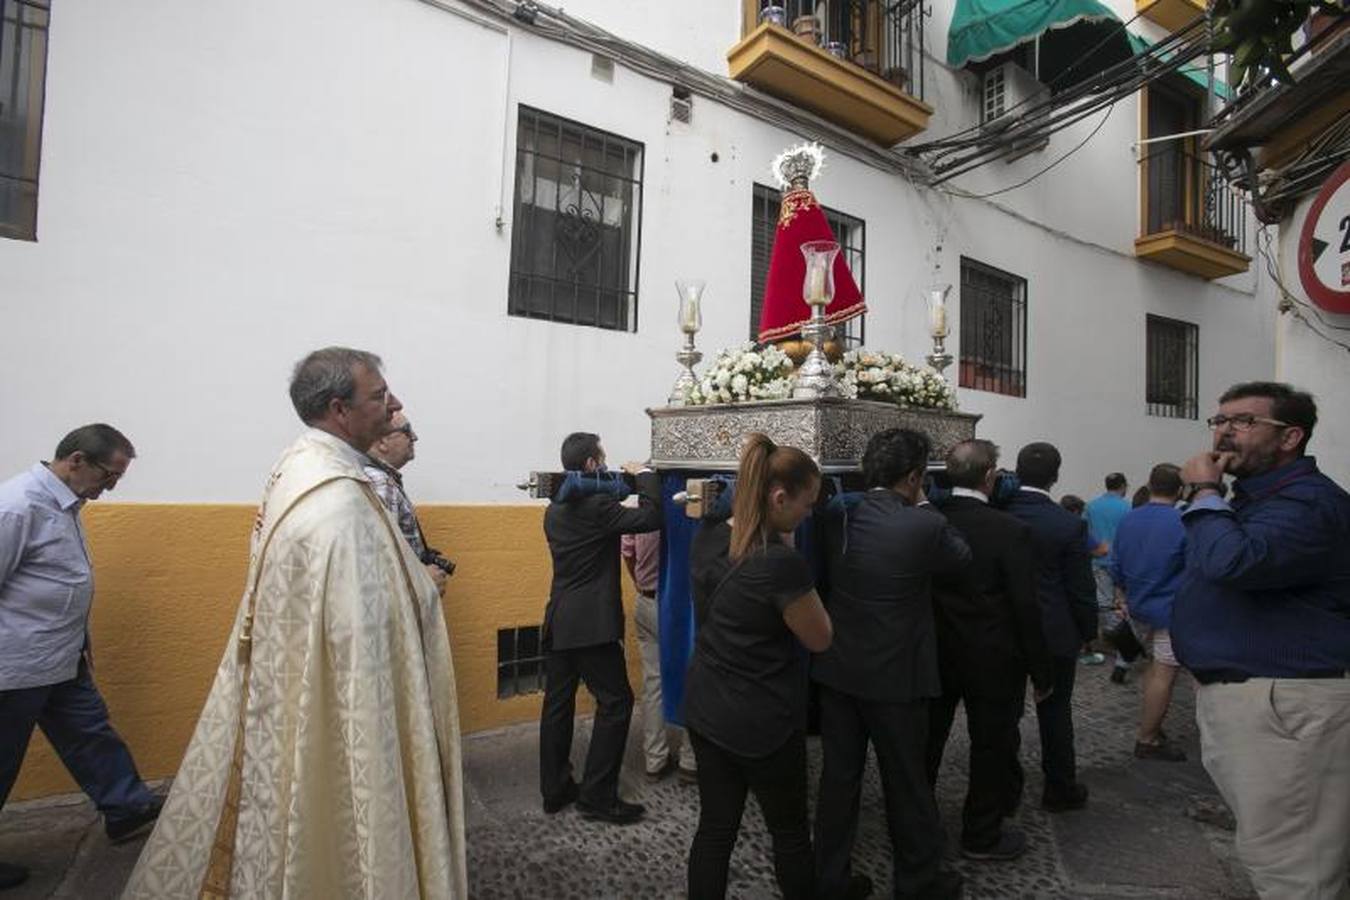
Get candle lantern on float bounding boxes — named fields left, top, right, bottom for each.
left=668, top=279, right=705, bottom=405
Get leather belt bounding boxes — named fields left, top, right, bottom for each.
left=638, top=589, right=657, bottom=599
left=1193, top=668, right=1350, bottom=685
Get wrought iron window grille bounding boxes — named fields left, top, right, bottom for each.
left=497, top=624, right=546, bottom=699
left=1145, top=314, right=1199, bottom=420
left=508, top=106, right=644, bottom=332
left=958, top=257, right=1027, bottom=398
left=0, top=0, right=50, bottom=241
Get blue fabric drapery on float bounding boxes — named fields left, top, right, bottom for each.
left=657, top=473, right=700, bottom=726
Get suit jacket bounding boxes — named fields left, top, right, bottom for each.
left=812, top=491, right=972, bottom=703
left=932, top=495, right=1054, bottom=698
left=543, top=470, right=661, bottom=651
left=1004, top=489, right=1098, bottom=658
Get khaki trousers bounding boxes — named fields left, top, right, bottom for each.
left=1196, top=678, right=1350, bottom=900
left=635, top=592, right=694, bottom=775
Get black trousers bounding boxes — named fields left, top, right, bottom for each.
left=538, top=642, right=633, bottom=808
left=814, top=685, right=941, bottom=899
left=687, top=729, right=813, bottom=900
left=1035, top=655, right=1079, bottom=797
left=926, top=687, right=1026, bottom=850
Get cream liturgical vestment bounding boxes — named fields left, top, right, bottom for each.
left=123, top=429, right=467, bottom=899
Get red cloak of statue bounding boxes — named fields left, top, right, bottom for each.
left=757, top=188, right=866, bottom=343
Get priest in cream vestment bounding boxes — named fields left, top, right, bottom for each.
left=123, top=348, right=466, bottom=898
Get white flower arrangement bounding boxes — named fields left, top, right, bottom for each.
left=686, top=342, right=796, bottom=405
left=834, top=349, right=959, bottom=411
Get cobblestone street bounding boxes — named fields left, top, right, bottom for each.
left=0, top=660, right=1257, bottom=899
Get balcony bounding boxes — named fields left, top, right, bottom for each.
left=1135, top=149, right=1250, bottom=280
left=1136, top=0, right=1206, bottom=32
left=728, top=0, right=932, bottom=145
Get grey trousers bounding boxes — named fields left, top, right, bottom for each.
left=1197, top=678, right=1350, bottom=900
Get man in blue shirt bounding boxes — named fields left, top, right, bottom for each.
left=1085, top=473, right=1130, bottom=674
left=0, top=425, right=163, bottom=891
left=1175, top=381, right=1350, bottom=899
left=1110, top=464, right=1186, bottom=762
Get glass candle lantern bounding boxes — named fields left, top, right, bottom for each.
left=677, top=279, right=705, bottom=335
left=800, top=241, right=839, bottom=309
left=924, top=284, right=952, bottom=338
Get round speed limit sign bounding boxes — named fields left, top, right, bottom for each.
left=1298, top=160, right=1350, bottom=315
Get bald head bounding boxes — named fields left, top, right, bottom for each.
left=369, top=411, right=417, bottom=470
left=945, top=439, right=1000, bottom=491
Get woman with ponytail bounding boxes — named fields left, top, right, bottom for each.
left=683, top=433, right=831, bottom=900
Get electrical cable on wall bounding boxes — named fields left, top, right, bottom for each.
left=1256, top=225, right=1350, bottom=355
left=939, top=104, right=1115, bottom=199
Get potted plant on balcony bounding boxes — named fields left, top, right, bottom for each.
left=1211, top=0, right=1346, bottom=88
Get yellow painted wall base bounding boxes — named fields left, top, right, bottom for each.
left=12, top=503, right=642, bottom=800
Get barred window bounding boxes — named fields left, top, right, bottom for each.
left=749, top=183, right=865, bottom=347
left=0, top=0, right=50, bottom=241
left=497, top=625, right=545, bottom=699
left=959, top=257, right=1027, bottom=398
left=508, top=107, right=643, bottom=332
left=1145, top=314, right=1198, bottom=419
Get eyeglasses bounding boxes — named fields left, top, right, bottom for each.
left=1205, top=413, right=1291, bottom=432
left=88, top=460, right=128, bottom=483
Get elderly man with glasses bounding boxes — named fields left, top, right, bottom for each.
left=1173, top=381, right=1350, bottom=900
left=365, top=411, right=455, bottom=595
left=0, top=424, right=163, bottom=890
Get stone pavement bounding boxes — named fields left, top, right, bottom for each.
left=1, top=661, right=1258, bottom=899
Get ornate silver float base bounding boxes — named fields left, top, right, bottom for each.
left=648, top=397, right=981, bottom=472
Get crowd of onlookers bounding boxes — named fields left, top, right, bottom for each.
left=542, top=380, right=1349, bottom=900
left=1, top=367, right=1345, bottom=900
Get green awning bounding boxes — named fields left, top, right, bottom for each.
left=1127, top=32, right=1233, bottom=99
left=947, top=0, right=1123, bottom=68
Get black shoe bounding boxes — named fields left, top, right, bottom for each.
left=845, top=872, right=874, bottom=899
left=542, top=779, right=579, bottom=814
left=1041, top=783, right=1089, bottom=812
left=577, top=797, right=645, bottom=825
left=106, top=796, right=164, bottom=844
left=961, top=828, right=1027, bottom=861
left=1134, top=739, right=1187, bottom=762
left=0, top=863, right=29, bottom=891
left=1109, top=666, right=1128, bottom=684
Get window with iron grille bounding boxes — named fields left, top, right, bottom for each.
left=508, top=107, right=643, bottom=331
left=1145, top=314, right=1198, bottom=419
left=959, top=257, right=1027, bottom=398
left=749, top=183, right=865, bottom=347
left=497, top=625, right=545, bottom=699
left=0, top=0, right=49, bottom=241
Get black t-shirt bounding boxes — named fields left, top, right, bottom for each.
left=683, top=536, right=816, bottom=758
left=689, top=520, right=732, bottom=630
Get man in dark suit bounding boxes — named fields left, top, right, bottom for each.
left=539, top=432, right=661, bottom=824
left=1004, top=442, right=1097, bottom=812
left=813, top=428, right=971, bottom=900
left=928, top=440, right=1054, bottom=860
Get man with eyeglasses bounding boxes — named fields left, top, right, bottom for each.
left=365, top=411, right=454, bottom=595
left=0, top=424, right=163, bottom=891
left=124, top=347, right=467, bottom=898
left=1173, top=381, right=1350, bottom=899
